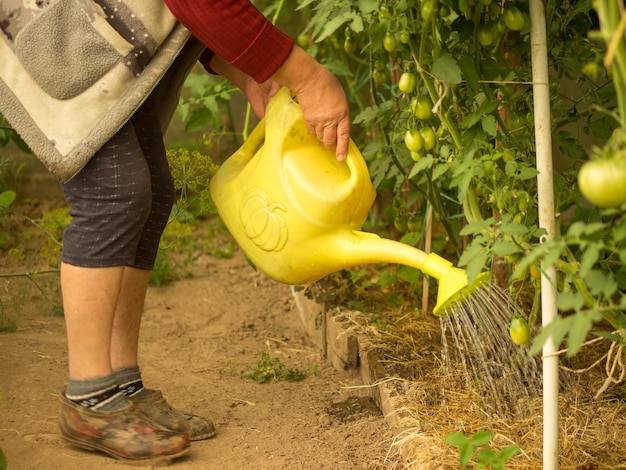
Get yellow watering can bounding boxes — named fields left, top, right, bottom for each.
left=209, top=88, right=487, bottom=315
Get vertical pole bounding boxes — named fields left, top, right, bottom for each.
left=529, top=1, right=560, bottom=468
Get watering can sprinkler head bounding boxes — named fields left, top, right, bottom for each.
left=418, top=252, right=491, bottom=316
left=432, top=270, right=491, bottom=316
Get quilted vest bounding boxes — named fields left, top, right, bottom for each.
left=0, top=0, right=204, bottom=182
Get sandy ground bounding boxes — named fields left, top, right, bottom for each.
left=0, top=250, right=403, bottom=469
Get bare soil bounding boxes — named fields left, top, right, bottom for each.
left=0, top=201, right=402, bottom=469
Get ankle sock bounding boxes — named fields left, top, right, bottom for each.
left=65, top=373, right=127, bottom=411
left=115, top=365, right=149, bottom=398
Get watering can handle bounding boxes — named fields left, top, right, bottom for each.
left=344, top=140, right=372, bottom=190
left=237, top=117, right=267, bottom=162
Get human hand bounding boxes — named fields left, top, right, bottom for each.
left=271, top=46, right=350, bottom=161
left=208, top=55, right=280, bottom=119
left=240, top=78, right=282, bottom=119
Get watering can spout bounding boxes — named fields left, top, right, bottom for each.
left=332, top=231, right=475, bottom=315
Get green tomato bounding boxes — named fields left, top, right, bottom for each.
left=393, top=214, right=408, bottom=232
left=400, top=30, right=411, bottom=44
left=344, top=36, right=357, bottom=54
left=398, top=72, right=417, bottom=94
left=383, top=31, right=397, bottom=52
left=297, top=32, right=309, bottom=48
left=407, top=216, right=420, bottom=232
left=509, top=317, right=530, bottom=346
left=410, top=150, right=424, bottom=162
left=374, top=60, right=387, bottom=71
left=502, top=148, right=516, bottom=162
left=404, top=128, right=424, bottom=152
left=582, top=62, right=599, bottom=79
left=419, top=127, right=436, bottom=150
left=372, top=69, right=388, bottom=85
left=411, top=95, right=433, bottom=121
left=379, top=5, right=392, bottom=19
left=508, top=111, right=527, bottom=136
left=478, top=22, right=498, bottom=47
left=421, top=0, right=434, bottom=21
left=578, top=158, right=626, bottom=208
left=504, top=6, right=525, bottom=31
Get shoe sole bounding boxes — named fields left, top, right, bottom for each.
left=189, top=429, right=216, bottom=441
left=60, top=431, right=190, bottom=466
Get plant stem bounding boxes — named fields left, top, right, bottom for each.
left=0, top=269, right=60, bottom=278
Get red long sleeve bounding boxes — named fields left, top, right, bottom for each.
left=164, top=0, right=294, bottom=83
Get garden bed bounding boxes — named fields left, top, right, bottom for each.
left=291, top=286, right=626, bottom=469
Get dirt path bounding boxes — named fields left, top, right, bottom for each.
left=0, top=250, right=402, bottom=469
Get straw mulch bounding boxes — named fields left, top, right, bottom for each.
left=334, top=303, right=626, bottom=470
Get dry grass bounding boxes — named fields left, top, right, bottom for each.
left=338, top=303, right=626, bottom=470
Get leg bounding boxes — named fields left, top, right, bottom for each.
left=61, top=264, right=125, bottom=379
left=110, top=267, right=150, bottom=371
left=107, top=100, right=216, bottom=441
left=61, top=117, right=154, bottom=383
left=58, top=114, right=190, bottom=461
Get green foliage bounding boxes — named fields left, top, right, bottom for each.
left=240, top=350, right=309, bottom=383
left=167, top=147, right=219, bottom=217
left=36, top=207, right=70, bottom=267
left=291, top=0, right=626, bottom=370
left=0, top=445, right=5, bottom=470
left=174, top=73, right=249, bottom=158
left=169, top=0, right=625, bottom=376
left=444, top=430, right=520, bottom=469
left=149, top=147, right=233, bottom=287
left=0, top=190, right=16, bottom=249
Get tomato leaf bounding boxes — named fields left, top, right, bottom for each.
left=0, top=190, right=16, bottom=211
left=431, top=54, right=462, bottom=84
left=357, top=0, right=378, bottom=14
left=481, top=115, right=498, bottom=137
left=566, top=310, right=603, bottom=356
left=492, top=239, right=520, bottom=257
left=458, top=55, right=481, bottom=93
left=408, top=155, right=434, bottom=179
left=321, top=58, right=354, bottom=77
left=397, top=265, right=421, bottom=283
left=586, top=269, right=618, bottom=299
left=556, top=291, right=585, bottom=312
left=470, top=431, right=494, bottom=446
left=184, top=107, right=214, bottom=132
left=579, top=243, right=601, bottom=277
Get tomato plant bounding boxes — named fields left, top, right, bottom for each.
left=280, top=0, right=626, bottom=368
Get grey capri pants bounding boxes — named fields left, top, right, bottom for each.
left=61, top=96, right=175, bottom=270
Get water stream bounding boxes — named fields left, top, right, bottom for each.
left=439, top=282, right=542, bottom=417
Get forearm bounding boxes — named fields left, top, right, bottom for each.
left=164, top=0, right=293, bottom=83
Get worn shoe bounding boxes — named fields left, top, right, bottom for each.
left=129, top=389, right=216, bottom=441
left=58, top=394, right=190, bottom=463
